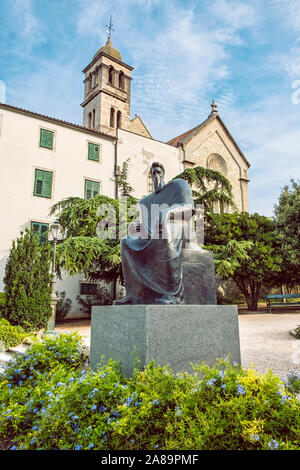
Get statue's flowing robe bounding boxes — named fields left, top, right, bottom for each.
left=120, top=178, right=194, bottom=304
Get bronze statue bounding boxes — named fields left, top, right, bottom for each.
left=114, top=162, right=195, bottom=305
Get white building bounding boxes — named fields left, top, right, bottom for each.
left=0, top=36, right=250, bottom=317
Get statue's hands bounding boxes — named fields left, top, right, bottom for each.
left=128, top=219, right=141, bottom=237
left=132, top=221, right=141, bottom=233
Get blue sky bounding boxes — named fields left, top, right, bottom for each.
left=0, top=0, right=300, bottom=216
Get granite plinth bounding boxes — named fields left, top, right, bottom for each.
left=90, top=305, right=241, bottom=377
left=181, top=249, right=217, bottom=305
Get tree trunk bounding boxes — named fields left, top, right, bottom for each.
left=233, top=276, right=261, bottom=311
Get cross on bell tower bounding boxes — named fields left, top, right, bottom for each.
left=106, top=16, right=114, bottom=39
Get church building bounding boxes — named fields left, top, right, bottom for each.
left=0, top=31, right=250, bottom=317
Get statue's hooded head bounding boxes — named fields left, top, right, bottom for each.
left=150, top=162, right=165, bottom=193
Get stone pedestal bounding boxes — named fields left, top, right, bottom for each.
left=181, top=249, right=217, bottom=305
left=90, top=305, right=241, bottom=377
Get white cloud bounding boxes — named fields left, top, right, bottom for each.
left=223, top=92, right=300, bottom=216
left=208, top=0, right=256, bottom=30
left=10, top=0, right=45, bottom=54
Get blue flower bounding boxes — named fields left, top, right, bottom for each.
left=134, top=401, right=140, bottom=407
left=10, top=446, right=17, bottom=450
left=89, top=443, right=94, bottom=449
left=218, top=370, right=226, bottom=378
left=124, top=395, right=134, bottom=407
left=237, top=385, right=246, bottom=396
left=75, top=445, right=82, bottom=450
left=91, top=405, right=97, bottom=411
left=250, top=434, right=260, bottom=442
left=207, top=378, right=217, bottom=386
left=152, top=399, right=160, bottom=406
left=281, top=395, right=292, bottom=405
left=72, top=415, right=79, bottom=420
left=175, top=406, right=182, bottom=417
left=268, top=439, right=279, bottom=450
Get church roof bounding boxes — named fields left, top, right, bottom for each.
left=167, top=106, right=250, bottom=168
left=94, top=37, right=122, bottom=62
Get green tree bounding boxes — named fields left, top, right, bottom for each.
left=274, top=179, right=300, bottom=291
left=205, top=212, right=282, bottom=311
left=112, top=158, right=135, bottom=198
left=173, top=166, right=236, bottom=213
left=3, top=229, right=52, bottom=331
left=50, top=192, right=138, bottom=286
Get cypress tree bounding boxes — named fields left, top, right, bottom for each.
left=3, top=229, right=52, bottom=331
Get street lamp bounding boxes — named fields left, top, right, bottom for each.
left=46, top=220, right=61, bottom=334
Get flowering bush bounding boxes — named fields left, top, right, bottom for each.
left=0, top=333, right=299, bottom=450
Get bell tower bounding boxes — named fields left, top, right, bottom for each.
left=81, top=18, right=133, bottom=135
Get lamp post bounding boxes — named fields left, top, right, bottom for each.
left=46, top=220, right=61, bottom=334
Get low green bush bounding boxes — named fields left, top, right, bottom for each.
left=55, top=291, right=72, bottom=322
left=0, top=333, right=299, bottom=450
left=0, top=319, right=31, bottom=351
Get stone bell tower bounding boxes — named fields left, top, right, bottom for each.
left=81, top=20, right=133, bottom=136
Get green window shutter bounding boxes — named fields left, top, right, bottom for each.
left=85, top=179, right=93, bottom=199
left=40, top=129, right=54, bottom=149
left=43, top=171, right=53, bottom=198
left=88, top=143, right=100, bottom=161
left=92, top=181, right=100, bottom=198
left=85, top=179, right=100, bottom=199
left=31, top=222, right=49, bottom=244
left=34, top=169, right=53, bottom=198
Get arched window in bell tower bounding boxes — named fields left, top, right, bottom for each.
left=119, top=71, right=124, bottom=90
left=110, top=107, right=115, bottom=128
left=116, top=110, right=122, bottom=129
left=88, top=112, right=92, bottom=129
left=92, top=109, right=95, bottom=129
left=108, top=66, right=114, bottom=85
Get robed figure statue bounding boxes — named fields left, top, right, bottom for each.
left=114, top=162, right=195, bottom=305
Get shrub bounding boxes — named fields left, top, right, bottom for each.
left=3, top=229, right=52, bottom=331
left=0, top=319, right=31, bottom=351
left=285, top=372, right=300, bottom=395
left=0, top=292, right=6, bottom=317
left=55, top=291, right=72, bottom=322
left=0, top=332, right=85, bottom=441
left=0, top=338, right=299, bottom=451
left=76, top=285, right=112, bottom=316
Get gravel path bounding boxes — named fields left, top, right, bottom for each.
left=238, top=313, right=300, bottom=378
left=55, top=313, right=300, bottom=379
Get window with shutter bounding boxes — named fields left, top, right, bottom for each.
left=40, top=129, right=54, bottom=150
left=88, top=142, right=100, bottom=162
left=34, top=169, right=53, bottom=198
left=31, top=222, right=49, bottom=244
left=84, top=179, right=100, bottom=199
